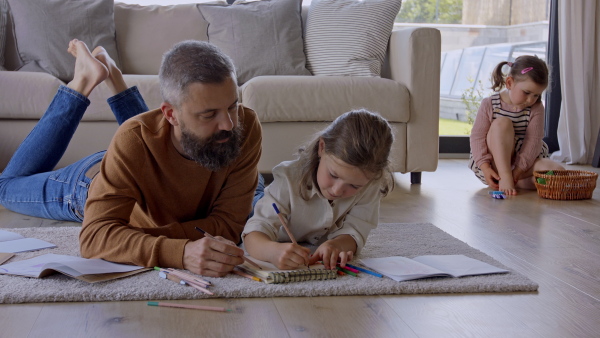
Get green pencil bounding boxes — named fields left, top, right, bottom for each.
left=336, top=266, right=358, bottom=277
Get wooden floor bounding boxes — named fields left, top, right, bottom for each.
left=1, top=159, right=599, bottom=337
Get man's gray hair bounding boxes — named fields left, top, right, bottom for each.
left=159, top=40, right=237, bottom=108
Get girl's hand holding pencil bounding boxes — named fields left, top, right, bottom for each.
left=270, top=203, right=310, bottom=269
left=269, top=242, right=311, bottom=270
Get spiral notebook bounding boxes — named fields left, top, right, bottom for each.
left=236, top=258, right=337, bottom=284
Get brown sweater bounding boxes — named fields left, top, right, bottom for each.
left=80, top=106, right=262, bottom=269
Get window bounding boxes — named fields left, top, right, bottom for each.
left=396, top=0, right=550, bottom=153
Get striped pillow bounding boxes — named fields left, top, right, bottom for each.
left=304, top=0, right=402, bottom=77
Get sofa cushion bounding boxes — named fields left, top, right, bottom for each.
left=241, top=76, right=410, bottom=123
left=6, top=0, right=120, bottom=83
left=0, top=71, right=63, bottom=119
left=0, top=0, right=7, bottom=70
left=198, top=0, right=311, bottom=85
left=114, top=3, right=210, bottom=75
left=0, top=72, right=161, bottom=122
left=304, top=0, right=402, bottom=77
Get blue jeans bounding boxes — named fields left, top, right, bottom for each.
left=0, top=86, right=148, bottom=222
left=249, top=173, right=265, bottom=219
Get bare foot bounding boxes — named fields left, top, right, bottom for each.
left=66, top=39, right=108, bottom=97
left=92, top=46, right=128, bottom=95
left=498, top=179, right=518, bottom=195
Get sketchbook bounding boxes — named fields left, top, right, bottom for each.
left=0, top=229, right=56, bottom=253
left=359, top=254, right=509, bottom=282
left=236, top=257, right=338, bottom=284
left=0, top=253, right=151, bottom=283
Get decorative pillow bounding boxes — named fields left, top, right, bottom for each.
left=6, top=0, right=120, bottom=82
left=114, top=3, right=210, bottom=75
left=198, top=0, right=311, bottom=85
left=0, top=0, right=7, bottom=71
left=304, top=0, right=402, bottom=77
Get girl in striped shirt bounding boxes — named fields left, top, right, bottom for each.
left=469, top=55, right=564, bottom=195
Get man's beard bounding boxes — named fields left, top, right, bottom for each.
left=179, top=122, right=243, bottom=172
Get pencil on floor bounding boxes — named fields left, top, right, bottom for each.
left=194, top=227, right=263, bottom=270
left=147, top=301, right=231, bottom=312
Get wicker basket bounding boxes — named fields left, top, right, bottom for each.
left=533, top=170, right=598, bottom=200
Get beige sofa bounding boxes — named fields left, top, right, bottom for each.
left=0, top=2, right=440, bottom=183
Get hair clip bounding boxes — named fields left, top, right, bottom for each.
left=521, top=67, right=533, bottom=74
left=507, top=62, right=513, bottom=67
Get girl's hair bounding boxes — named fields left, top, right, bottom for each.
left=159, top=40, right=237, bottom=109
left=491, top=55, right=549, bottom=93
left=296, top=109, right=395, bottom=200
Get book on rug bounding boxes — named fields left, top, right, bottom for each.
left=236, top=257, right=338, bottom=284
left=0, top=253, right=151, bottom=283
left=359, top=254, right=509, bottom=282
left=0, top=229, right=56, bottom=253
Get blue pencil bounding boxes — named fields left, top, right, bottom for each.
left=346, top=263, right=383, bottom=278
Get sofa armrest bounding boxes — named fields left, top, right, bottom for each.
left=386, top=27, right=441, bottom=173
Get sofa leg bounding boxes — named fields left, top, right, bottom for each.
left=410, top=172, right=422, bottom=184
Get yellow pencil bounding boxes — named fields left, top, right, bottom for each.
left=232, top=269, right=262, bottom=282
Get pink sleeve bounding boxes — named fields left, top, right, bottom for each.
left=469, top=97, right=494, bottom=168
left=514, top=102, right=545, bottom=171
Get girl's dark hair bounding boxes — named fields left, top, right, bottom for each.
left=491, top=55, right=549, bottom=92
left=296, top=109, right=395, bottom=200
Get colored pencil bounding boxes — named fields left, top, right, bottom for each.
left=271, top=203, right=298, bottom=244
left=157, top=271, right=213, bottom=295
left=166, top=268, right=212, bottom=287
left=232, top=269, right=262, bottom=282
left=155, top=267, right=211, bottom=286
left=337, top=264, right=359, bottom=274
left=187, top=282, right=214, bottom=295
left=194, top=227, right=263, bottom=270
left=345, top=263, right=383, bottom=278
left=336, top=266, right=357, bottom=277
left=147, top=301, right=231, bottom=312
left=158, top=271, right=187, bottom=285
left=154, top=267, right=214, bottom=296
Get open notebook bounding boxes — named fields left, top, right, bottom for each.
left=236, top=257, right=337, bottom=284
left=360, top=254, right=509, bottom=282
left=0, top=253, right=150, bottom=283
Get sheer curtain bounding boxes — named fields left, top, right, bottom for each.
left=551, top=1, right=600, bottom=164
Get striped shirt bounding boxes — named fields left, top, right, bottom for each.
left=469, top=93, right=548, bottom=177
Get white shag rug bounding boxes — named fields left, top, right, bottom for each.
left=0, top=223, right=538, bottom=304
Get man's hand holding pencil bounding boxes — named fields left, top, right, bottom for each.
left=182, top=233, right=245, bottom=277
